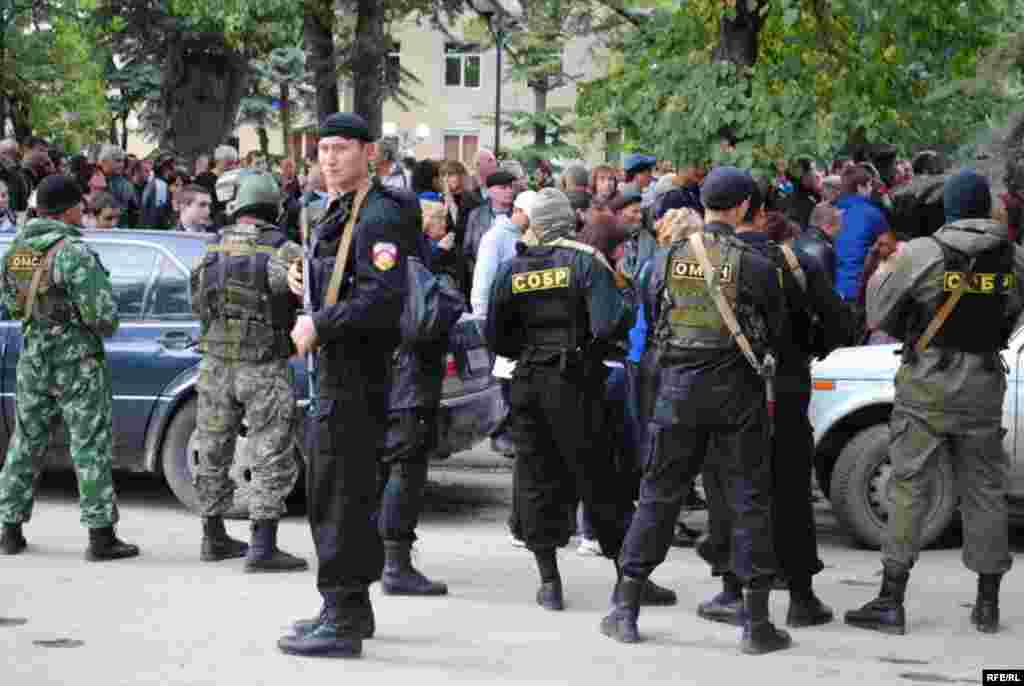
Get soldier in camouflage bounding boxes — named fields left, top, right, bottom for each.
left=190, top=170, right=306, bottom=572
left=0, top=175, right=139, bottom=560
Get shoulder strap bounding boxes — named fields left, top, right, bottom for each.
left=688, top=232, right=763, bottom=374
left=325, top=186, right=370, bottom=307
left=25, top=239, right=65, bottom=321
left=546, top=237, right=623, bottom=280
left=779, top=243, right=807, bottom=292
left=914, top=237, right=974, bottom=354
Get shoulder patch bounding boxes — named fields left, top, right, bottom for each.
left=373, top=242, right=398, bottom=271
left=670, top=258, right=732, bottom=283
left=511, top=266, right=571, bottom=294
left=7, top=247, right=44, bottom=274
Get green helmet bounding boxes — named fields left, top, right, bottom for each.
left=216, top=169, right=281, bottom=218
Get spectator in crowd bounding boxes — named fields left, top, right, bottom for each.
left=412, top=159, right=441, bottom=200
left=653, top=162, right=706, bottom=223
left=834, top=164, right=893, bottom=300
left=302, top=163, right=328, bottom=209
left=22, top=149, right=54, bottom=191
left=97, top=144, right=139, bottom=227
left=376, top=143, right=409, bottom=191
left=0, top=180, right=15, bottom=232
left=470, top=189, right=537, bottom=317
left=126, top=157, right=148, bottom=199
left=439, top=160, right=480, bottom=291
left=0, top=139, right=29, bottom=213
left=91, top=192, right=122, bottom=230
left=278, top=158, right=302, bottom=201
left=561, top=164, right=592, bottom=227
left=622, top=153, right=657, bottom=207
left=421, top=199, right=457, bottom=272
left=463, top=170, right=517, bottom=286
left=578, top=199, right=629, bottom=264
left=794, top=203, right=843, bottom=286
left=782, top=157, right=822, bottom=229
left=193, top=154, right=216, bottom=196
left=469, top=149, right=499, bottom=203
left=820, top=175, right=842, bottom=204
left=532, top=160, right=554, bottom=191
left=831, top=156, right=853, bottom=175
left=141, top=153, right=177, bottom=229
left=208, top=145, right=240, bottom=225
left=501, top=160, right=529, bottom=193
left=174, top=184, right=213, bottom=233
left=857, top=232, right=903, bottom=344
left=590, top=164, right=619, bottom=206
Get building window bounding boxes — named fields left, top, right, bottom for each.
left=445, top=43, right=481, bottom=88
left=385, top=42, right=401, bottom=89
left=444, top=133, right=480, bottom=163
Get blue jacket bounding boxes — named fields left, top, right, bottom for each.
left=834, top=194, right=890, bottom=300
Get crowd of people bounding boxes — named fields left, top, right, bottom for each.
left=0, top=120, right=1018, bottom=660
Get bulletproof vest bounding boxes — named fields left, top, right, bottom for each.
left=508, top=245, right=586, bottom=358
left=4, top=239, right=74, bottom=325
left=194, top=223, right=294, bottom=361
left=655, top=231, right=744, bottom=351
left=910, top=236, right=1015, bottom=353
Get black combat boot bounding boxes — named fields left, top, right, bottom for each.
left=278, top=592, right=363, bottom=659
left=786, top=577, right=834, bottom=628
left=0, top=523, right=26, bottom=555
left=698, top=573, right=745, bottom=626
left=244, top=520, right=308, bottom=573
left=200, top=516, right=249, bottom=562
left=601, top=577, right=643, bottom=643
left=85, top=526, right=140, bottom=561
left=741, top=588, right=793, bottom=655
left=971, top=573, right=1002, bottom=634
left=843, top=566, right=909, bottom=635
left=534, top=548, right=564, bottom=611
left=291, top=592, right=375, bottom=639
left=612, top=578, right=678, bottom=607
left=381, top=540, right=448, bottom=596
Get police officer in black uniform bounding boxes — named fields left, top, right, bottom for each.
left=696, top=179, right=857, bottom=630
left=486, top=188, right=637, bottom=611
left=603, top=167, right=792, bottom=655
left=277, top=113, right=417, bottom=659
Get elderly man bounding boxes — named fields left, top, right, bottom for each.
left=97, top=144, right=139, bottom=227
left=0, top=139, right=30, bottom=213
left=470, top=149, right=499, bottom=203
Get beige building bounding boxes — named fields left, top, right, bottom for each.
left=129, top=16, right=615, bottom=167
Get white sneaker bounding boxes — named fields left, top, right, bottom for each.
left=576, top=538, right=602, bottom=557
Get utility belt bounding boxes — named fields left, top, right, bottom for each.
left=517, top=344, right=603, bottom=377
left=200, top=316, right=293, bottom=361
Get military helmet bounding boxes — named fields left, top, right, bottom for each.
left=216, top=168, right=281, bottom=218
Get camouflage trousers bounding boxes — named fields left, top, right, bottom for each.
left=884, top=405, right=1013, bottom=575
left=194, top=356, right=298, bottom=520
left=0, top=354, right=117, bottom=528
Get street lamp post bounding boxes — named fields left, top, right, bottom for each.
left=470, top=0, right=520, bottom=158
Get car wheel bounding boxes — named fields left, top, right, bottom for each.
left=829, top=423, right=957, bottom=549
left=160, top=397, right=250, bottom=518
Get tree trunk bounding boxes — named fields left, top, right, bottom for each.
left=0, top=97, right=8, bottom=139
left=9, top=96, right=31, bottom=142
left=280, top=82, right=292, bottom=160
left=712, top=1, right=764, bottom=68
left=532, top=85, right=548, bottom=148
left=158, top=34, right=249, bottom=159
left=120, top=112, right=129, bottom=151
left=304, top=1, right=339, bottom=124
left=258, top=125, right=269, bottom=156
left=351, top=0, right=387, bottom=140
left=109, top=117, right=118, bottom=146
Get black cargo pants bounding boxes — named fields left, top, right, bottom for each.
left=506, top=363, right=633, bottom=558
left=620, top=362, right=778, bottom=585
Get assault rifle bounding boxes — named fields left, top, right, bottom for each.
left=300, top=206, right=318, bottom=418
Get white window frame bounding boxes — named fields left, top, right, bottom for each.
left=444, top=44, right=482, bottom=90
left=443, top=131, right=481, bottom=164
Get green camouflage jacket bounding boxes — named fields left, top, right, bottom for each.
left=0, top=218, right=119, bottom=364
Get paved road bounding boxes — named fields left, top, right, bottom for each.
left=2, top=449, right=1022, bottom=685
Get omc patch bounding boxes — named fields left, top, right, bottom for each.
left=372, top=242, right=398, bottom=271
left=7, top=249, right=43, bottom=274
left=512, top=267, right=570, bottom=294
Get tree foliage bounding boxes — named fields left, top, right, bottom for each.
left=577, top=0, right=1020, bottom=171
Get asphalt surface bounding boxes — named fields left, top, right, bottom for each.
left=2, top=445, right=1023, bottom=685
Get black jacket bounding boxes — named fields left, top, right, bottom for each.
left=792, top=225, right=837, bottom=287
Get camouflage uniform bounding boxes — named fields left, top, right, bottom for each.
left=0, top=218, right=120, bottom=528
left=191, top=221, right=303, bottom=520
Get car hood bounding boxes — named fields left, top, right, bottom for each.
left=811, top=344, right=901, bottom=381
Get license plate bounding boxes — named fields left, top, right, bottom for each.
left=467, top=348, right=490, bottom=375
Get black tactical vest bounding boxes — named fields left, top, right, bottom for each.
left=508, top=245, right=587, bottom=360
left=194, top=224, right=295, bottom=361
left=913, top=236, right=1014, bottom=353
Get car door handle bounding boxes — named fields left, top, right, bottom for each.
left=157, top=331, right=196, bottom=350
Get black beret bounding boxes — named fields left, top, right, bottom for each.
left=700, top=166, right=755, bottom=211
left=486, top=170, right=517, bottom=188
left=36, top=174, right=83, bottom=215
left=609, top=189, right=642, bottom=212
left=319, top=112, right=373, bottom=142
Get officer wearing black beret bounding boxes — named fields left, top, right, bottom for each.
left=603, top=166, right=793, bottom=655
left=278, top=112, right=422, bottom=659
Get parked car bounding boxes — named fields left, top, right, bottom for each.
left=808, top=330, right=1024, bottom=548
left=0, top=230, right=502, bottom=514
